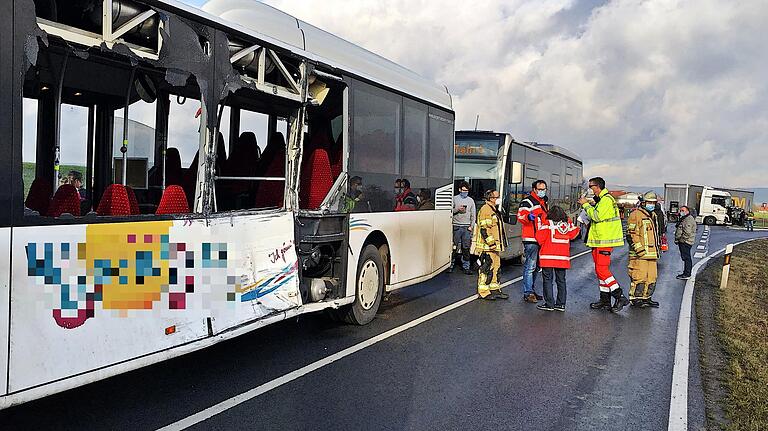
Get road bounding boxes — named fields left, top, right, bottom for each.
left=0, top=226, right=761, bottom=430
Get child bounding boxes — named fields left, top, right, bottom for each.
left=535, top=205, right=580, bottom=311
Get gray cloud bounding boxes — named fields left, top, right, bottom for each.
left=259, top=0, right=767, bottom=188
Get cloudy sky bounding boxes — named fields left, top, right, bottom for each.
left=28, top=0, right=766, bottom=189
left=188, top=0, right=768, bottom=188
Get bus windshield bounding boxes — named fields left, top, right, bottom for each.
left=454, top=137, right=502, bottom=202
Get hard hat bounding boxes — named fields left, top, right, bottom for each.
left=643, top=191, right=658, bottom=202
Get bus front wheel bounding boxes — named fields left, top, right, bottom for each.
left=343, top=244, right=385, bottom=325
left=704, top=216, right=717, bottom=226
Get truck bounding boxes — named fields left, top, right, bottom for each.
left=664, top=184, right=755, bottom=225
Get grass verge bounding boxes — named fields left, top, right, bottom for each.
left=695, top=238, right=768, bottom=430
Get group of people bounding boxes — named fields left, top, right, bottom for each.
left=450, top=177, right=702, bottom=313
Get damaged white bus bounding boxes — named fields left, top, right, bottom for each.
left=0, top=0, right=454, bottom=408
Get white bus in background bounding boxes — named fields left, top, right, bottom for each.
left=0, top=0, right=454, bottom=408
left=454, top=131, right=583, bottom=260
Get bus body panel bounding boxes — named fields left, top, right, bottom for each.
left=8, top=214, right=300, bottom=392
left=398, top=212, right=435, bottom=284
left=1, top=228, right=9, bottom=396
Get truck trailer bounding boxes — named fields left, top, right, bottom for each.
left=664, top=184, right=755, bottom=225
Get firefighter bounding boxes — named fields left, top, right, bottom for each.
left=627, top=192, right=661, bottom=308
left=472, top=189, right=508, bottom=300
left=578, top=177, right=628, bottom=312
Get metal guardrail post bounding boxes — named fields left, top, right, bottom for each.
left=720, top=243, right=734, bottom=290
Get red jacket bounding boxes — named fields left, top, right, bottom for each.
left=535, top=218, right=580, bottom=268
left=516, top=193, right=548, bottom=243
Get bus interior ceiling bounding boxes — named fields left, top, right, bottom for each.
left=16, top=0, right=338, bottom=222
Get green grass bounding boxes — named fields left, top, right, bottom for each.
left=23, top=162, right=86, bottom=197
left=717, top=239, right=768, bottom=430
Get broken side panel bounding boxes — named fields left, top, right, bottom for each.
left=208, top=211, right=302, bottom=334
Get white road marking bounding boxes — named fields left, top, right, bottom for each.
left=668, top=236, right=768, bottom=431
left=693, top=252, right=706, bottom=258
left=159, top=249, right=593, bottom=430
left=696, top=245, right=705, bottom=250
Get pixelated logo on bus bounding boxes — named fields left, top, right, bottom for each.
left=25, top=222, right=297, bottom=329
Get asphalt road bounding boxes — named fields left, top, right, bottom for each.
left=0, top=225, right=761, bottom=431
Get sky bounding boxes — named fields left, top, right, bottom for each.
left=26, top=0, right=767, bottom=189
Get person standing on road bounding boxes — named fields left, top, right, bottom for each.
left=473, top=189, right=508, bottom=300
left=534, top=205, right=580, bottom=312
left=674, top=206, right=697, bottom=279
left=746, top=209, right=756, bottom=232
left=627, top=192, right=661, bottom=308
left=517, top=180, right=549, bottom=303
left=578, top=177, right=628, bottom=312
left=449, top=182, right=476, bottom=275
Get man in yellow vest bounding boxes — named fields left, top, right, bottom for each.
left=627, top=192, right=661, bottom=308
left=472, top=189, right=509, bottom=300
left=578, top=177, right=628, bottom=312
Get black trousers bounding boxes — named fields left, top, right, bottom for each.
left=542, top=267, right=567, bottom=307
left=678, top=243, right=693, bottom=276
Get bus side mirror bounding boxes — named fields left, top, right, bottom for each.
left=508, top=161, right=523, bottom=185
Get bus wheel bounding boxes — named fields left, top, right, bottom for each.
left=704, top=216, right=716, bottom=226
left=344, top=244, right=384, bottom=325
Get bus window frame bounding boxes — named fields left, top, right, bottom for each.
left=1, top=0, right=15, bottom=228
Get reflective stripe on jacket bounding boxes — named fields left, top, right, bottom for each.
left=583, top=189, right=624, bottom=248
left=517, top=193, right=548, bottom=243
left=472, top=202, right=507, bottom=254
left=627, top=208, right=659, bottom=260
left=535, top=219, right=580, bottom=268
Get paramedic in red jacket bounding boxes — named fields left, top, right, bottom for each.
left=516, top=180, right=549, bottom=303
left=534, top=205, right=580, bottom=312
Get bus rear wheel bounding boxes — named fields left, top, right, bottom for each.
left=342, top=244, right=384, bottom=325
left=704, top=216, right=717, bottom=226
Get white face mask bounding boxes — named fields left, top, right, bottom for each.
left=495, top=198, right=502, bottom=207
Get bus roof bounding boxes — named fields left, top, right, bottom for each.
left=153, top=0, right=453, bottom=110
left=531, top=143, right=583, bottom=165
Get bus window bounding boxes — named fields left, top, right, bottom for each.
left=212, top=79, right=309, bottom=213
left=352, top=83, right=399, bottom=175
left=428, top=108, right=454, bottom=181
left=403, top=100, right=427, bottom=177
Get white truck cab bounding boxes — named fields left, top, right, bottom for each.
left=697, top=187, right=732, bottom=225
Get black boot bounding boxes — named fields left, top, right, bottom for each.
left=629, top=284, right=645, bottom=306
left=492, top=289, right=509, bottom=300
left=610, top=288, right=630, bottom=313
left=590, top=292, right=611, bottom=310
left=644, top=298, right=659, bottom=308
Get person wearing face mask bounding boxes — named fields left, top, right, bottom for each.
left=674, top=205, right=697, bottom=279
left=416, top=188, right=434, bottom=210
left=472, top=189, right=508, bottom=300
left=394, top=178, right=418, bottom=211
left=449, top=182, right=476, bottom=274
left=578, top=177, right=627, bottom=312
left=516, top=180, right=549, bottom=303
left=626, top=192, right=661, bottom=307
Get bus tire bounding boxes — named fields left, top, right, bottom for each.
left=704, top=216, right=716, bottom=226
left=343, top=244, right=384, bottom=325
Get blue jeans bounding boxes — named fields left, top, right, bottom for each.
left=746, top=220, right=754, bottom=231
left=452, top=225, right=472, bottom=270
left=523, top=242, right=540, bottom=295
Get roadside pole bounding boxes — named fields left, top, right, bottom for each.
left=720, top=244, right=733, bottom=290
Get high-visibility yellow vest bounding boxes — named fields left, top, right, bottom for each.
left=583, top=189, right=625, bottom=248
